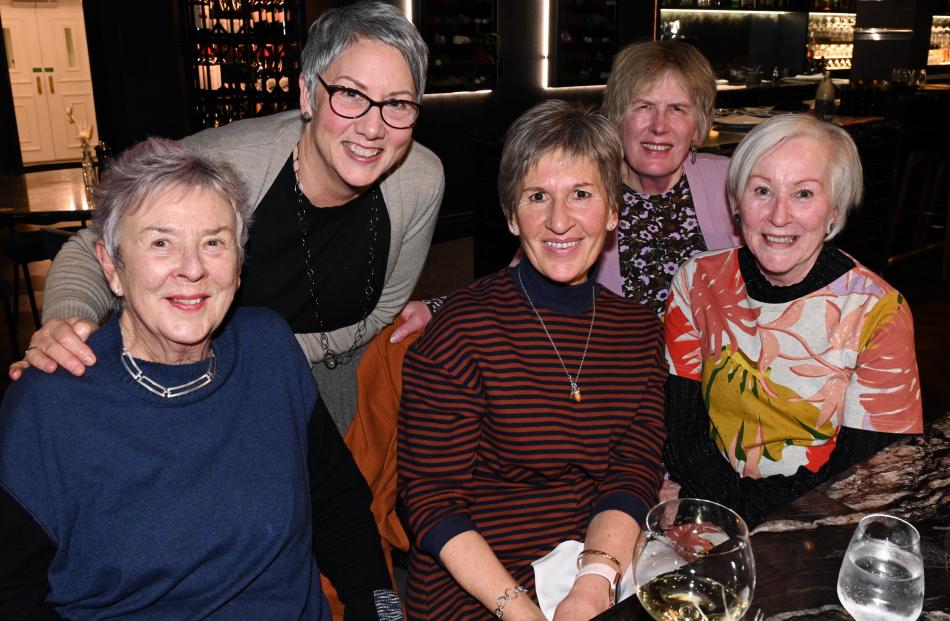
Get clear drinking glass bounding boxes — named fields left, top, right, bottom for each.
left=633, top=498, right=756, bottom=621
left=836, top=514, right=925, bottom=621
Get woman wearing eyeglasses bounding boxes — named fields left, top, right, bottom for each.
left=16, top=2, right=444, bottom=439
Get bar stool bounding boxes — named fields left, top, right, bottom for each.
left=0, top=226, right=78, bottom=334
left=885, top=148, right=949, bottom=281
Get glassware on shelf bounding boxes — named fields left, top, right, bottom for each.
left=836, top=514, right=924, bottom=621
left=633, top=498, right=756, bottom=621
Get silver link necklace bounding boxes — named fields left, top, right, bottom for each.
left=121, top=349, right=216, bottom=398
left=516, top=265, right=596, bottom=403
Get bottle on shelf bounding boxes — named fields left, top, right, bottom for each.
left=815, top=68, right=836, bottom=121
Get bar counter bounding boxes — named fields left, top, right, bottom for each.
left=594, top=412, right=950, bottom=620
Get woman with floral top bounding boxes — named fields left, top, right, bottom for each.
left=663, top=114, right=923, bottom=526
left=597, top=40, right=741, bottom=317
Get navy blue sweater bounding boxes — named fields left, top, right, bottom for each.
left=0, top=308, right=388, bottom=619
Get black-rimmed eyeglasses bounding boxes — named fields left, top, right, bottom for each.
left=317, top=75, right=421, bottom=129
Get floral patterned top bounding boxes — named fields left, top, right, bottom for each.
left=665, top=246, right=923, bottom=479
left=618, top=175, right=708, bottom=317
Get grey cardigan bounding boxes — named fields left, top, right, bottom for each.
left=42, top=111, right=445, bottom=367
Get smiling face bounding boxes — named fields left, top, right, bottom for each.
left=298, top=38, right=416, bottom=205
left=96, top=186, right=241, bottom=363
left=619, top=71, right=703, bottom=195
left=510, top=150, right=618, bottom=286
left=738, top=135, right=837, bottom=287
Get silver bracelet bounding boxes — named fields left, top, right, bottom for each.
left=494, top=585, right=527, bottom=618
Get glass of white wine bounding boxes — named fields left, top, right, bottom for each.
left=836, top=513, right=924, bottom=621
left=633, top=498, right=756, bottom=621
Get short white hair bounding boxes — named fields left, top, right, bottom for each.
left=727, top=114, right=863, bottom=239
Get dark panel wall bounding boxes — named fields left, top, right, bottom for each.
left=81, top=0, right=190, bottom=152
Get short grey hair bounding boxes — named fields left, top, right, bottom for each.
left=93, top=137, right=252, bottom=267
left=727, top=113, right=863, bottom=239
left=301, top=1, right=428, bottom=104
left=498, top=100, right=623, bottom=223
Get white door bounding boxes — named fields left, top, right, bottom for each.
left=1, top=0, right=98, bottom=164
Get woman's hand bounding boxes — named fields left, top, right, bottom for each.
left=390, top=300, right=432, bottom=343
left=659, top=478, right=682, bottom=503
left=9, top=317, right=98, bottom=380
left=553, top=574, right=613, bottom=621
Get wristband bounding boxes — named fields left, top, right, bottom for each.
left=577, top=548, right=622, bottom=571
left=576, top=562, right=619, bottom=606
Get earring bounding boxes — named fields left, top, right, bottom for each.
left=827, top=220, right=835, bottom=235
left=607, top=221, right=617, bottom=231
left=733, top=212, right=742, bottom=226
left=690, top=145, right=698, bottom=165
left=301, top=110, right=312, bottom=122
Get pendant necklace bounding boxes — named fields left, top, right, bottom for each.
left=516, top=265, right=596, bottom=403
left=293, top=145, right=379, bottom=369
left=121, top=349, right=216, bottom=398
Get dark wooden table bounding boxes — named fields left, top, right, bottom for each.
left=0, top=168, right=93, bottom=227
left=595, top=413, right=950, bottom=620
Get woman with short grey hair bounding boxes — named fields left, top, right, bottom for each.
left=663, top=114, right=923, bottom=527
left=726, top=113, right=863, bottom=239
left=21, top=1, right=445, bottom=440
left=94, top=137, right=253, bottom=265
left=0, top=137, right=395, bottom=619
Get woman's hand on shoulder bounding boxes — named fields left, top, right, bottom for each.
left=553, top=574, right=614, bottom=621
left=9, top=317, right=99, bottom=380
left=390, top=300, right=432, bottom=343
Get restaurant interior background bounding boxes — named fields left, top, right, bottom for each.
left=0, top=0, right=947, bottom=422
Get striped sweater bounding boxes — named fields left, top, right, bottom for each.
left=398, top=263, right=667, bottom=619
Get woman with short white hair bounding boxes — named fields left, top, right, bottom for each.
left=663, top=114, right=923, bottom=526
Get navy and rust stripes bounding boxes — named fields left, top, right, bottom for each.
left=397, top=266, right=667, bottom=619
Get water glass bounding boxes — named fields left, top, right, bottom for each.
left=836, top=514, right=924, bottom=621
left=633, top=498, right=756, bottom=621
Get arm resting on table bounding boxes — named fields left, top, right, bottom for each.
left=663, top=375, right=906, bottom=527
left=309, top=396, right=394, bottom=620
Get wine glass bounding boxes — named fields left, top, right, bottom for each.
left=836, top=514, right=925, bottom=621
left=633, top=498, right=756, bottom=621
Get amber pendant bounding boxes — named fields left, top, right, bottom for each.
left=570, top=386, right=582, bottom=403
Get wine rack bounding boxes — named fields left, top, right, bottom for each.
left=415, top=0, right=498, bottom=93
left=183, top=0, right=304, bottom=130
left=549, top=0, right=619, bottom=87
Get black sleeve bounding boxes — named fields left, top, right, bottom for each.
left=308, top=394, right=394, bottom=621
left=0, top=486, right=62, bottom=620
left=663, top=375, right=906, bottom=528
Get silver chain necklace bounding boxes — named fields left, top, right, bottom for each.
left=516, top=266, right=596, bottom=403
left=293, top=146, right=379, bottom=369
left=121, top=349, right=216, bottom=398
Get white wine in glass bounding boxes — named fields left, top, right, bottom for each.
left=633, top=498, right=756, bottom=621
left=836, top=514, right=924, bottom=621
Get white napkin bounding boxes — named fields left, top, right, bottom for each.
left=531, top=540, right=636, bottom=620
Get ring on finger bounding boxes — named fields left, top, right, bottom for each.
left=24, top=346, right=36, bottom=358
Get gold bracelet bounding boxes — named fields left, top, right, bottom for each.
left=494, top=585, right=527, bottom=618
left=576, top=548, right=622, bottom=571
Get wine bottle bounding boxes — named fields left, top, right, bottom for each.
left=815, top=69, right=836, bottom=121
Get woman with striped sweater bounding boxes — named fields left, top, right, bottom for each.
left=398, top=101, right=668, bottom=620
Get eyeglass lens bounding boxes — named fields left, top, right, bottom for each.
left=329, top=89, right=418, bottom=128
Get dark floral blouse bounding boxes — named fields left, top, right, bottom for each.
left=617, top=175, right=708, bottom=317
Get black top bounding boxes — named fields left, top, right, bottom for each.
left=237, top=156, right=390, bottom=334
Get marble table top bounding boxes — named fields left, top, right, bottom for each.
left=595, top=413, right=950, bottom=620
